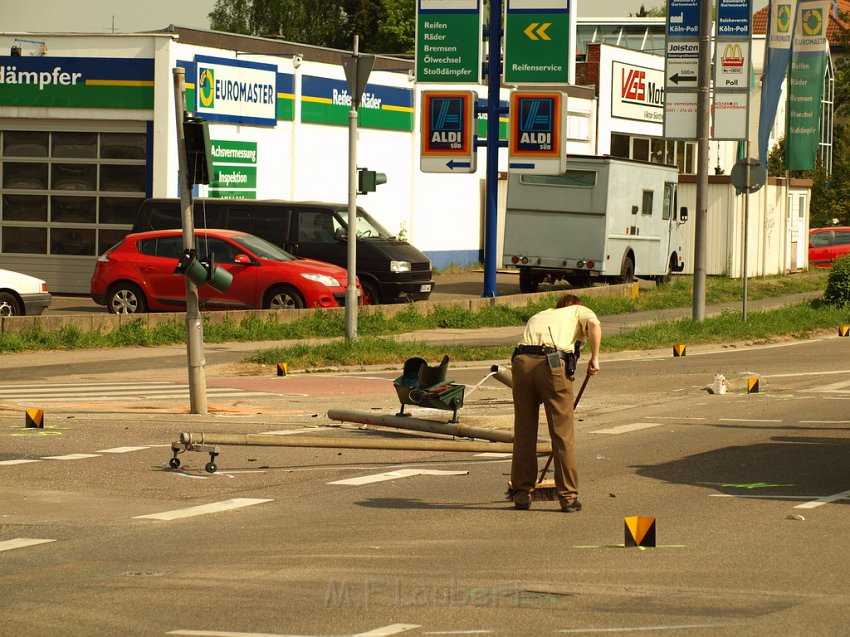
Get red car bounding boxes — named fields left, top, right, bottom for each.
left=91, top=229, right=357, bottom=314
left=808, top=227, right=850, bottom=267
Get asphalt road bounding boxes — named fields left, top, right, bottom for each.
left=0, top=332, right=848, bottom=635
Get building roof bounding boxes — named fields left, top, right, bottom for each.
left=754, top=0, right=850, bottom=45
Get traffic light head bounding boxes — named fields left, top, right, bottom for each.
left=183, top=117, right=213, bottom=186
left=357, top=168, right=387, bottom=194
left=174, top=248, right=233, bottom=292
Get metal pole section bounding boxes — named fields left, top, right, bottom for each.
left=327, top=409, right=515, bottom=443
left=692, top=0, right=713, bottom=322
left=482, top=0, right=502, bottom=298
left=172, top=68, right=207, bottom=415
left=345, top=37, right=360, bottom=341
left=178, top=432, right=552, bottom=454
left=743, top=142, right=750, bottom=322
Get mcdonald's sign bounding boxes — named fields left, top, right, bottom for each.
left=721, top=43, right=745, bottom=70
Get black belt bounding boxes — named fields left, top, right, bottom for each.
left=513, top=345, right=552, bottom=356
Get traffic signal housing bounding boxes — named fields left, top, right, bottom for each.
left=357, top=167, right=387, bottom=194
left=183, top=116, right=213, bottom=185
left=174, top=248, right=233, bottom=293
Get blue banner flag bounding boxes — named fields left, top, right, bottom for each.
left=758, top=0, right=798, bottom=167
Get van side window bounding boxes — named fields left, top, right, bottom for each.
left=253, top=206, right=289, bottom=245
left=191, top=201, right=226, bottom=230
left=298, top=210, right=335, bottom=243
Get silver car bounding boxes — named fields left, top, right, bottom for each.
left=0, top=268, right=52, bottom=316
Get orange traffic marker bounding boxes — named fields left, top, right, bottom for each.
left=25, top=408, right=44, bottom=429
left=625, top=515, right=656, bottom=548
left=276, top=362, right=288, bottom=377
left=747, top=376, right=760, bottom=393
left=839, top=325, right=849, bottom=337
left=673, top=344, right=687, bottom=357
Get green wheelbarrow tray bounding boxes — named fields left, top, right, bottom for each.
left=393, top=355, right=466, bottom=423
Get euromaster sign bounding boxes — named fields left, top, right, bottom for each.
left=0, top=57, right=153, bottom=109
left=504, top=0, right=573, bottom=84
left=194, top=55, right=277, bottom=127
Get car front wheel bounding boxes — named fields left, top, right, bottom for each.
left=0, top=292, right=22, bottom=317
left=107, top=283, right=147, bottom=314
left=265, top=285, right=305, bottom=310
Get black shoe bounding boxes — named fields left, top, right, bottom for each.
left=514, top=502, right=530, bottom=510
left=561, top=500, right=582, bottom=513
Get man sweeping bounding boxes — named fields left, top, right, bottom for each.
left=510, top=293, right=601, bottom=512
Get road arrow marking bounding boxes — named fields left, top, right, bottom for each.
left=133, top=498, right=273, bottom=521
left=0, top=538, right=55, bottom=552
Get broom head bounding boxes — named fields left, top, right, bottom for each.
left=505, top=479, right=559, bottom=502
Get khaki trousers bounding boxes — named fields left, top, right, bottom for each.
left=510, top=354, right=578, bottom=504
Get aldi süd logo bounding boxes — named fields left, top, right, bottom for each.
left=194, top=55, right=277, bottom=127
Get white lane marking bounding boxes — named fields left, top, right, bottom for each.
left=555, top=622, right=743, bottom=633
left=133, top=498, right=273, bottom=521
left=711, top=494, right=818, bottom=500
left=771, top=369, right=850, bottom=378
left=475, top=453, right=512, bottom=458
left=590, top=422, right=664, bottom=435
left=41, top=453, right=101, bottom=461
left=0, top=538, right=56, bottom=552
left=794, top=488, right=850, bottom=509
left=799, top=420, right=850, bottom=424
left=168, top=624, right=420, bottom=637
left=654, top=416, right=706, bottom=421
left=258, top=428, right=321, bottom=436
left=329, top=469, right=468, bottom=486
left=803, top=379, right=850, bottom=394
left=95, top=446, right=150, bottom=453
left=424, top=632, right=495, bottom=635
left=0, top=459, right=41, bottom=466
left=354, top=625, right=421, bottom=637
left=718, top=418, right=782, bottom=423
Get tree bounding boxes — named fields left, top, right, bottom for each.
left=208, top=0, right=415, bottom=54
left=631, top=4, right=666, bottom=17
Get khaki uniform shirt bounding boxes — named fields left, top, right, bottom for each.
left=519, top=305, right=598, bottom=351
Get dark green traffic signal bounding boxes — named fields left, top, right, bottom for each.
left=357, top=167, right=387, bottom=194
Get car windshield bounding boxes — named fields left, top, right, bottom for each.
left=231, top=234, right=296, bottom=261
left=335, top=208, right=393, bottom=239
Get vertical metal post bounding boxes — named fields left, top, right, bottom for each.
left=742, top=142, right=750, bottom=322
left=692, top=0, right=713, bottom=322
left=172, top=67, right=207, bottom=414
left=482, top=0, right=501, bottom=298
left=345, top=37, right=360, bottom=341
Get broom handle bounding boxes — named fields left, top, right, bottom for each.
left=538, top=371, right=591, bottom=483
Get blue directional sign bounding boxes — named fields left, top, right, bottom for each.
left=718, top=0, right=752, bottom=37
left=667, top=0, right=700, bottom=38
left=421, top=90, right=477, bottom=173
left=508, top=91, right=566, bottom=175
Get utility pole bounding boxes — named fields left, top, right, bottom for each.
left=172, top=67, right=208, bottom=414
left=692, top=0, right=713, bottom=322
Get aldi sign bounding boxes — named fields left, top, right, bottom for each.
left=194, top=55, right=277, bottom=127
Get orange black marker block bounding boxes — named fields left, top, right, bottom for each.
left=747, top=376, right=760, bottom=393
left=276, top=362, right=288, bottom=377
left=673, top=344, right=687, bottom=357
left=25, top=408, right=44, bottom=429
left=625, top=515, right=656, bottom=548
left=839, top=325, right=850, bottom=337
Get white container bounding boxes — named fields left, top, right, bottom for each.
left=712, top=373, right=727, bottom=395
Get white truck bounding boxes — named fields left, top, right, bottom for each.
left=503, top=155, right=688, bottom=293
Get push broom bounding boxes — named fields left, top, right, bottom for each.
left=506, top=371, right=592, bottom=502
